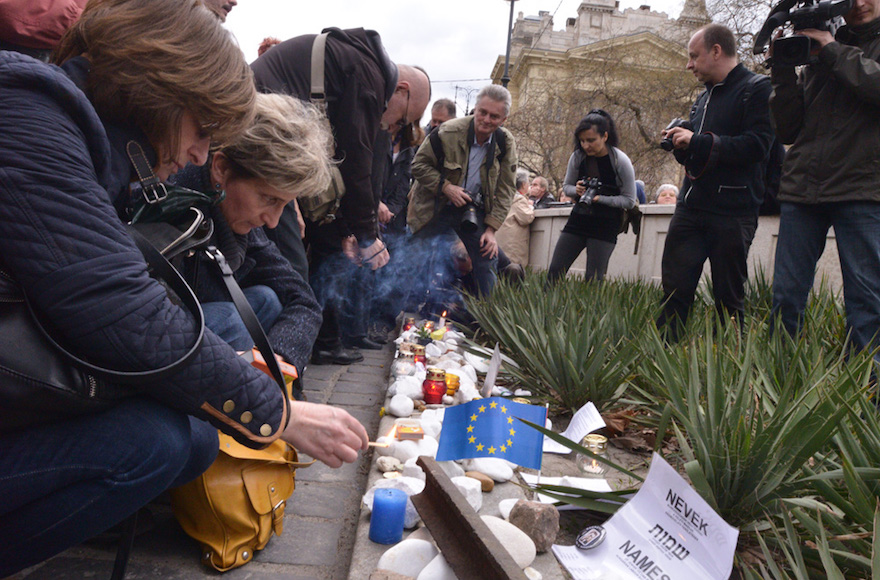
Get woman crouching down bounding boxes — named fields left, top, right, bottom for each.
left=547, top=109, right=637, bottom=282
left=0, top=0, right=367, bottom=575
left=173, top=94, right=330, bottom=399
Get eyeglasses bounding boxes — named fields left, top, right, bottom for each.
left=395, top=90, right=410, bottom=131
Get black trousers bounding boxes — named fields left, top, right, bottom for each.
left=657, top=205, right=757, bottom=340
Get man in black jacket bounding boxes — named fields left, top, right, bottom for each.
left=656, top=23, right=775, bottom=340
left=770, top=0, right=880, bottom=368
left=251, top=28, right=430, bottom=363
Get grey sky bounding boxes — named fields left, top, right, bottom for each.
left=225, top=0, right=684, bottom=120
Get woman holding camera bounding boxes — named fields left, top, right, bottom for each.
left=0, top=0, right=366, bottom=574
left=547, top=109, right=637, bottom=282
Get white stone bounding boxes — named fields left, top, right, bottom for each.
left=454, top=382, right=480, bottom=404
left=451, top=476, right=483, bottom=512
left=481, top=515, right=537, bottom=569
left=388, top=394, right=415, bottom=418
left=421, top=419, right=442, bottom=439
left=436, top=460, right=465, bottom=479
left=416, top=436, right=439, bottom=458
left=498, top=498, right=519, bottom=520
left=441, top=395, right=454, bottom=405
left=363, top=477, right=425, bottom=529
left=406, top=526, right=434, bottom=543
left=390, top=440, right=422, bottom=463
left=402, top=457, right=426, bottom=481
left=417, top=554, right=458, bottom=580
left=491, top=386, right=512, bottom=397
left=461, top=458, right=514, bottom=482
left=426, top=342, right=443, bottom=358
left=514, top=389, right=532, bottom=397
left=391, top=376, right=424, bottom=400
left=458, top=364, right=478, bottom=384
left=377, top=456, right=403, bottom=473
left=376, top=538, right=438, bottom=578
left=445, top=329, right=465, bottom=341
left=524, top=567, right=543, bottom=580
left=421, top=408, right=445, bottom=424
left=444, top=337, right=458, bottom=348
left=463, top=351, right=490, bottom=373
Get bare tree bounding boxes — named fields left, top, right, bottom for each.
left=506, top=35, right=699, bottom=197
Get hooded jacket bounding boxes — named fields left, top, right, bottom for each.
left=251, top=27, right=398, bottom=243
left=771, top=18, right=880, bottom=204
left=675, top=63, right=774, bottom=216
left=0, top=52, right=286, bottom=447
left=408, top=115, right=518, bottom=234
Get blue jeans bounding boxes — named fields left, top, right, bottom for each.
left=202, top=285, right=283, bottom=351
left=772, top=201, right=880, bottom=362
left=413, top=205, right=498, bottom=297
left=0, top=398, right=218, bottom=576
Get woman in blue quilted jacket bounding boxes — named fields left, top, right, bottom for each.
left=0, top=0, right=367, bottom=574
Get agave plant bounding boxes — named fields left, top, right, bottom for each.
left=636, top=317, right=867, bottom=531
left=462, top=273, right=658, bottom=411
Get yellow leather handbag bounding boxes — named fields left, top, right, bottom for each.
left=170, top=432, right=311, bottom=571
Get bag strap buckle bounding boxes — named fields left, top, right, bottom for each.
left=126, top=141, right=168, bottom=205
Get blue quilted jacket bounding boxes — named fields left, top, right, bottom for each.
left=0, top=51, right=287, bottom=447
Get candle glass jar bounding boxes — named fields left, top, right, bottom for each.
left=445, top=372, right=460, bottom=396
left=576, top=434, right=610, bottom=478
left=391, top=354, right=416, bottom=378
left=402, top=317, right=416, bottom=332
left=412, top=344, right=426, bottom=366
left=422, top=367, right=447, bottom=404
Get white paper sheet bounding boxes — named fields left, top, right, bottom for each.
left=543, top=401, right=606, bottom=454
left=552, top=453, right=739, bottom=579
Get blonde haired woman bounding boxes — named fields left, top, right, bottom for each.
left=0, top=0, right=365, bottom=573
left=175, top=94, right=333, bottom=396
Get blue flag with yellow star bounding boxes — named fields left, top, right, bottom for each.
left=436, top=397, right=547, bottom=470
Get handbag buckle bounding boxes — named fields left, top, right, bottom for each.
left=141, top=182, right=169, bottom=205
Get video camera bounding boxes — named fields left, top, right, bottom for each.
left=753, top=0, right=853, bottom=67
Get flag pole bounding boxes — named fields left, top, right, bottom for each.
left=535, top=402, right=549, bottom=487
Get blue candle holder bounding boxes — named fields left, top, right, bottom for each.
left=369, top=488, right=407, bottom=544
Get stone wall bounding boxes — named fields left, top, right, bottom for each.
left=527, top=205, right=843, bottom=293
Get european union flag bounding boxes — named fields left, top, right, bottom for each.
left=436, top=397, right=547, bottom=470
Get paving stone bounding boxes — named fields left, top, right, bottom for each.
left=334, top=378, right=387, bottom=395
left=328, top=391, right=382, bottom=408
left=296, top=454, right=368, bottom=484
left=302, top=365, right=345, bottom=381
left=290, top=482, right=352, bottom=519
left=259, top=519, right=344, bottom=566
left=302, top=378, right=333, bottom=393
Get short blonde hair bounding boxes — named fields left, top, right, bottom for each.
left=220, top=93, right=334, bottom=197
left=54, top=0, right=255, bottom=164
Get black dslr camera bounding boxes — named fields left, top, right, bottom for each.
left=572, top=178, right=602, bottom=215
left=754, top=0, right=853, bottom=67
left=660, top=118, right=692, bottom=151
left=460, top=190, right=484, bottom=233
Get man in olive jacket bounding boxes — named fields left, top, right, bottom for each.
left=770, top=0, right=880, bottom=366
left=408, top=84, right=518, bottom=296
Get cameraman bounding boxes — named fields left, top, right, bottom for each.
left=656, top=23, right=775, bottom=340
left=770, top=0, right=880, bottom=366
left=408, top=85, right=518, bottom=296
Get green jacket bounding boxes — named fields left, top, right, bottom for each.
left=407, top=115, right=517, bottom=234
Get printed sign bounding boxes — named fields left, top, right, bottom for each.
left=552, top=453, right=738, bottom=579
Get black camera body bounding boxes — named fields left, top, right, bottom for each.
left=754, top=0, right=853, bottom=67
left=572, top=178, right=602, bottom=215
left=660, top=118, right=692, bottom=151
left=460, top=190, right=485, bottom=233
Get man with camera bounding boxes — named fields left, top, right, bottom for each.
left=408, top=84, right=518, bottom=297
left=656, top=23, right=775, bottom=340
left=769, top=0, right=880, bottom=366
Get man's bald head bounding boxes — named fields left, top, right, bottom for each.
left=380, top=64, right=431, bottom=134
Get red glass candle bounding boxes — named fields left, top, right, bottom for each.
left=403, top=317, right=416, bottom=332
left=412, top=345, right=426, bottom=366
left=422, top=367, right=447, bottom=404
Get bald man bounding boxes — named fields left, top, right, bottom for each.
left=252, top=28, right=430, bottom=364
